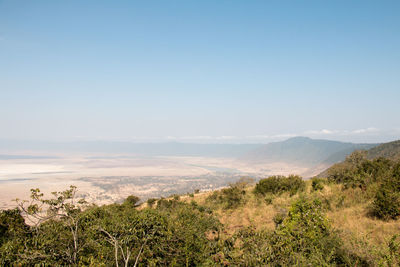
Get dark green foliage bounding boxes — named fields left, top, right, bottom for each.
left=326, top=151, right=400, bottom=221
left=206, top=182, right=247, bottom=209
left=372, top=185, right=400, bottom=220
left=156, top=197, right=180, bottom=210
left=0, top=208, right=28, bottom=244
left=327, top=151, right=394, bottom=190
left=124, top=195, right=140, bottom=206
left=264, top=198, right=351, bottom=266
left=161, top=202, right=221, bottom=265
left=272, top=211, right=286, bottom=227
left=146, top=197, right=157, bottom=207
left=215, top=198, right=364, bottom=266
left=0, top=186, right=221, bottom=266
left=0, top=208, right=30, bottom=265
left=386, top=234, right=400, bottom=266
left=311, top=177, right=326, bottom=191
left=371, top=162, right=400, bottom=220
left=254, top=175, right=305, bottom=196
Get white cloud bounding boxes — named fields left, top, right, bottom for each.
left=303, top=127, right=380, bottom=137
left=216, top=135, right=238, bottom=140
left=181, top=136, right=213, bottom=140
left=107, top=127, right=390, bottom=144
left=304, top=129, right=337, bottom=135
left=349, top=127, right=379, bottom=135
left=246, top=135, right=270, bottom=139
left=270, top=133, right=297, bottom=139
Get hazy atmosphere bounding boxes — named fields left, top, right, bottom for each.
left=1, top=0, right=400, bottom=144
left=2, top=1, right=400, bottom=266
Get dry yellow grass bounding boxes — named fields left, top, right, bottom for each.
left=140, top=180, right=400, bottom=256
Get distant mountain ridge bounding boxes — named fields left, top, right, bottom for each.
left=242, top=136, right=377, bottom=167
left=0, top=140, right=259, bottom=158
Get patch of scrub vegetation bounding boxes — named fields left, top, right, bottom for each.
left=254, top=174, right=305, bottom=196
left=205, top=180, right=247, bottom=209
left=2, top=150, right=400, bottom=266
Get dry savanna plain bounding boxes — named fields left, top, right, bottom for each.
left=0, top=152, right=314, bottom=209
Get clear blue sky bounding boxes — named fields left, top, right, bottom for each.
left=1, top=0, right=399, bottom=143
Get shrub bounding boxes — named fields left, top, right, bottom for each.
left=264, top=194, right=274, bottom=205
left=386, top=234, right=400, bottom=266
left=272, top=212, right=286, bottom=226
left=254, top=175, right=305, bottom=196
left=206, top=182, right=246, bottom=209
left=266, top=197, right=360, bottom=265
left=147, top=198, right=157, bottom=207
left=371, top=163, right=400, bottom=220
left=123, top=195, right=140, bottom=206
left=372, top=185, right=400, bottom=220
left=218, top=197, right=361, bottom=266
left=157, top=198, right=180, bottom=210
left=327, top=151, right=395, bottom=190
left=311, top=177, right=325, bottom=191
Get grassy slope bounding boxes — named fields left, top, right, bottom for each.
left=160, top=181, right=400, bottom=262
left=367, top=140, right=400, bottom=160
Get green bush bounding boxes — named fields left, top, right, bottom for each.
left=385, top=234, right=400, bottom=266
left=123, top=195, right=140, bottom=206
left=254, top=175, right=305, bottom=196
left=311, top=177, right=325, bottom=191
left=327, top=151, right=395, bottom=190
left=371, top=163, right=400, bottom=220
left=372, top=185, right=400, bottom=220
left=206, top=182, right=247, bottom=209
left=272, top=212, right=285, bottom=226
left=264, top=194, right=274, bottom=205
left=147, top=198, right=157, bottom=207
left=215, top=197, right=363, bottom=266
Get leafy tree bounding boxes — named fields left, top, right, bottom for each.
left=15, top=185, right=89, bottom=265
left=0, top=208, right=30, bottom=265
left=123, top=195, right=140, bottom=206
left=94, top=205, right=169, bottom=267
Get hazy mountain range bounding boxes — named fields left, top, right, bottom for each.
left=0, top=137, right=382, bottom=169
left=241, top=136, right=377, bottom=166
left=0, top=140, right=258, bottom=158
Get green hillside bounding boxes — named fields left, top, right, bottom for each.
left=318, top=139, right=400, bottom=178
left=367, top=140, right=400, bottom=160
left=243, top=136, right=376, bottom=166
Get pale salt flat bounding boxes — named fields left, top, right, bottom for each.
left=0, top=153, right=316, bottom=210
